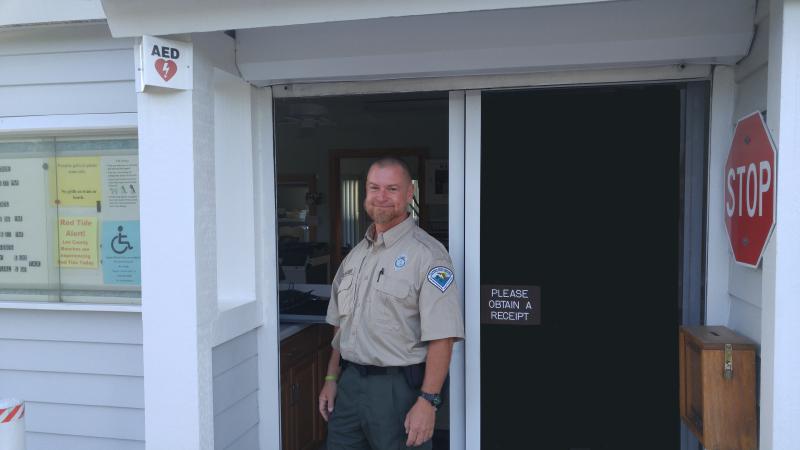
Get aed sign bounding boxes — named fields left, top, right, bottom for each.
left=724, top=111, right=777, bottom=268
left=481, top=285, right=541, bottom=325
left=137, top=35, right=193, bottom=91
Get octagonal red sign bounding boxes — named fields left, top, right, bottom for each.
left=724, top=112, right=776, bottom=268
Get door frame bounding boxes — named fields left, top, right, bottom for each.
left=461, top=82, right=709, bottom=450
left=259, top=67, right=712, bottom=450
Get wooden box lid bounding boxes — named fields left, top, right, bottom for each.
left=680, top=325, right=757, bottom=350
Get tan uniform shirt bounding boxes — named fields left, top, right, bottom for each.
left=326, top=215, right=465, bottom=367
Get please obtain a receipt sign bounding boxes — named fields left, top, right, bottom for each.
left=481, top=285, right=541, bottom=325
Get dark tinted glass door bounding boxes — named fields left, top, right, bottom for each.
left=480, top=85, right=682, bottom=450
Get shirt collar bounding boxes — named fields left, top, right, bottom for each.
left=365, top=214, right=415, bottom=248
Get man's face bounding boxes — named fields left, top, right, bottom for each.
left=364, top=163, right=414, bottom=226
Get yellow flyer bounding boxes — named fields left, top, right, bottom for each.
left=53, top=156, right=101, bottom=207
left=57, top=217, right=98, bottom=268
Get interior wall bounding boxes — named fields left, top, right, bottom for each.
left=274, top=95, right=448, bottom=246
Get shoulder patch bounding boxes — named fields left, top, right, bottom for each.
left=427, top=266, right=454, bottom=293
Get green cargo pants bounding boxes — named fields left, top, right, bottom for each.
left=327, top=364, right=433, bottom=450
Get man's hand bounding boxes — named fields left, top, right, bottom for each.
left=404, top=397, right=436, bottom=447
left=318, top=380, right=337, bottom=421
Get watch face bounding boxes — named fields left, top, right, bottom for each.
left=422, top=392, right=442, bottom=407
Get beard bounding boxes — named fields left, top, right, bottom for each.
left=365, top=201, right=403, bottom=225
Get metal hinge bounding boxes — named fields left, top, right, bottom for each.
left=724, top=344, right=734, bottom=380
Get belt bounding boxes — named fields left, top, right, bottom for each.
left=342, top=359, right=405, bottom=376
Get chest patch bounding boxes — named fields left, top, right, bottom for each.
left=427, top=266, right=454, bottom=293
left=394, top=255, right=408, bottom=271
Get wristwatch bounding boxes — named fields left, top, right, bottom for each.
left=419, top=391, right=442, bottom=409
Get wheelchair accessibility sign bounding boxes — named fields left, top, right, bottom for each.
left=102, top=221, right=141, bottom=285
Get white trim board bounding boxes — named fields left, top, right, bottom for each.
left=463, top=90, right=482, bottom=450
left=448, top=90, right=466, bottom=450
left=273, top=65, right=712, bottom=98
left=0, top=113, right=137, bottom=136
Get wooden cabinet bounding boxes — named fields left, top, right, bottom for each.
left=281, top=325, right=334, bottom=450
left=679, top=326, right=757, bottom=450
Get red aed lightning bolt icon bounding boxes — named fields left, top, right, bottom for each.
left=154, top=58, right=178, bottom=82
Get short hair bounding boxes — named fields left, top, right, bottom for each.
left=368, top=157, right=412, bottom=184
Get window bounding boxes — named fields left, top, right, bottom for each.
left=0, top=137, right=140, bottom=303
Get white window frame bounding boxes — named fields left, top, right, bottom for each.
left=0, top=112, right=140, bottom=313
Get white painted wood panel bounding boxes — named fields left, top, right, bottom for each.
left=729, top=259, right=764, bottom=308
left=212, top=329, right=258, bottom=376
left=214, top=391, right=259, bottom=450
left=725, top=5, right=769, bottom=346
left=0, top=370, right=144, bottom=408
left=0, top=339, right=143, bottom=376
left=1, top=0, right=105, bottom=27
left=101, top=0, right=614, bottom=37
left=213, top=356, right=259, bottom=415
left=237, top=0, right=754, bottom=84
left=213, top=330, right=260, bottom=449
left=27, top=432, right=144, bottom=450
left=728, top=296, right=762, bottom=342
left=0, top=49, right=134, bottom=87
left=0, top=24, right=132, bottom=56
left=734, top=66, right=769, bottom=122
left=0, top=81, right=136, bottom=117
left=0, top=309, right=142, bottom=344
left=735, top=18, right=770, bottom=82
left=223, top=423, right=259, bottom=450
left=25, top=402, right=144, bottom=441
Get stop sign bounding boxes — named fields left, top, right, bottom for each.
left=724, top=111, right=776, bottom=268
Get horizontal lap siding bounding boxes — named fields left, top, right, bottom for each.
left=728, top=3, right=768, bottom=343
left=213, top=329, right=260, bottom=450
left=0, top=22, right=143, bottom=448
left=0, top=23, right=136, bottom=118
left=0, top=310, right=145, bottom=448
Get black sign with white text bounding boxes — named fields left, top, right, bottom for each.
left=481, top=285, right=541, bottom=325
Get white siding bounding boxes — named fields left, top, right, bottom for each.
left=0, top=23, right=136, bottom=117
left=213, top=329, right=260, bottom=450
left=0, top=21, right=143, bottom=448
left=0, top=309, right=144, bottom=450
left=727, top=1, right=770, bottom=343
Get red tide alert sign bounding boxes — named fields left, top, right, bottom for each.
left=724, top=112, right=776, bottom=268
left=137, top=35, right=193, bottom=91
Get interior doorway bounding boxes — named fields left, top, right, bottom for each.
left=272, top=92, right=453, bottom=450
left=474, top=83, right=707, bottom=450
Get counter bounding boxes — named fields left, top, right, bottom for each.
left=279, top=322, right=311, bottom=341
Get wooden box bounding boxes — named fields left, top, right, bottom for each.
left=679, top=326, right=758, bottom=450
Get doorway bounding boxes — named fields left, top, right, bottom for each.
left=472, top=83, right=707, bottom=450
left=273, top=92, right=453, bottom=450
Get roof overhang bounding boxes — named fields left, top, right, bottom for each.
left=100, top=0, right=615, bottom=38
left=235, top=0, right=755, bottom=85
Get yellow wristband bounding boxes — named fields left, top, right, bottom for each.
left=324, top=375, right=338, bottom=382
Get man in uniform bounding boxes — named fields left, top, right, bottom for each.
left=318, top=157, right=464, bottom=449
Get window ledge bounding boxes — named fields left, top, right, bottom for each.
left=213, top=299, right=262, bottom=346
left=0, top=301, right=142, bottom=313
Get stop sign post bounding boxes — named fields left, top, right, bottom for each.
left=724, top=111, right=777, bottom=268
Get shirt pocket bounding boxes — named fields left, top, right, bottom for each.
left=336, top=274, right=355, bottom=316
left=374, top=276, right=413, bottom=330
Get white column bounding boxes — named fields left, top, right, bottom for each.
left=761, top=1, right=800, bottom=448
left=139, top=37, right=218, bottom=450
